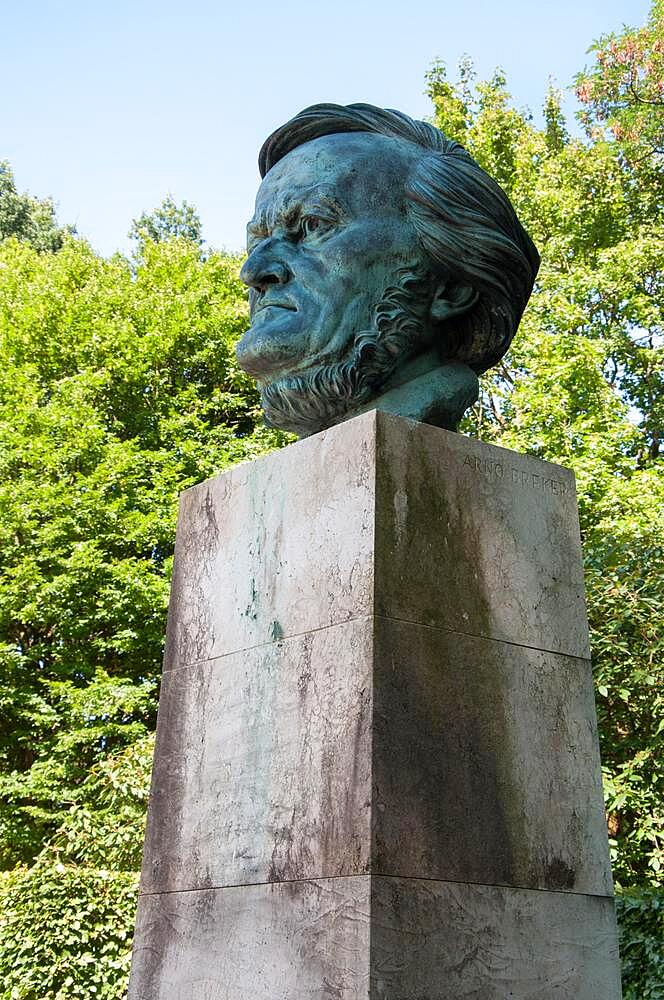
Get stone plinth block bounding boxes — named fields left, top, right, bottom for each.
left=129, top=876, right=621, bottom=1000
left=129, top=411, right=621, bottom=998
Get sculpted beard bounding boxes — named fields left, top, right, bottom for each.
left=258, top=268, right=435, bottom=438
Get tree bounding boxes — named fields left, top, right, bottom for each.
left=0, top=232, right=286, bottom=864
left=429, top=35, right=663, bottom=993
left=427, top=14, right=663, bottom=892
left=129, top=195, right=203, bottom=247
left=1, top=4, right=662, bottom=994
left=0, top=229, right=286, bottom=996
left=575, top=0, right=664, bottom=165
left=0, top=161, right=74, bottom=252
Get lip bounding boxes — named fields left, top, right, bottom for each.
left=253, top=301, right=297, bottom=316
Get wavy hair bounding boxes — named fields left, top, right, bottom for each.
left=259, top=103, right=540, bottom=373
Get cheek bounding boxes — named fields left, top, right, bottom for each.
left=323, top=221, right=420, bottom=283
left=291, top=219, right=422, bottom=317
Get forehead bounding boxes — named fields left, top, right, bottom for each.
left=253, top=132, right=419, bottom=220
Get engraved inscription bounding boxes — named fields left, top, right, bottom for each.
left=189, top=981, right=225, bottom=1000
left=510, top=467, right=568, bottom=495
left=463, top=455, right=504, bottom=478
left=463, top=454, right=569, bottom=496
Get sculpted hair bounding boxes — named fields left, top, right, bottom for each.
left=259, top=103, right=540, bottom=373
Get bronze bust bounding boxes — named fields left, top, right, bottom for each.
left=236, top=103, right=539, bottom=438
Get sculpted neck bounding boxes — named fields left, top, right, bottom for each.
left=348, top=349, right=479, bottom=432
left=380, top=347, right=442, bottom=391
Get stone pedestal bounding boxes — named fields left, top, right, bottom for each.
left=128, top=411, right=622, bottom=999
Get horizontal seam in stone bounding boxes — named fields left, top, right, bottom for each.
left=138, top=872, right=613, bottom=901
left=374, top=613, right=592, bottom=662
left=164, top=613, right=591, bottom=674
left=162, top=614, right=374, bottom=673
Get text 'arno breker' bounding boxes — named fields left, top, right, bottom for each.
left=463, top=454, right=569, bottom=496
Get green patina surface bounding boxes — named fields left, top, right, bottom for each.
left=236, top=103, right=539, bottom=439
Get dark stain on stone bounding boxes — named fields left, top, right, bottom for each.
left=202, top=486, right=220, bottom=547
left=244, top=578, right=258, bottom=621
left=545, top=855, right=577, bottom=890
left=139, top=667, right=192, bottom=894
left=163, top=484, right=222, bottom=670
left=268, top=806, right=303, bottom=884
left=296, top=634, right=314, bottom=703
left=371, top=618, right=518, bottom=887
left=270, top=619, right=284, bottom=641
left=372, top=413, right=524, bottom=887
left=321, top=670, right=371, bottom=877
left=402, top=417, right=494, bottom=638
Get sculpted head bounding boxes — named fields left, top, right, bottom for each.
left=236, top=103, right=540, bottom=437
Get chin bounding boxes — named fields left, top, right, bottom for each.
left=258, top=340, right=385, bottom=438
left=236, top=319, right=307, bottom=380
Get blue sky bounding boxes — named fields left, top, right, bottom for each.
left=2, top=0, right=650, bottom=256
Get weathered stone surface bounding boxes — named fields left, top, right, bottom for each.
left=130, top=414, right=620, bottom=997
left=371, top=617, right=612, bottom=894
left=129, top=878, right=370, bottom=1000
left=163, top=413, right=375, bottom=671
left=375, top=411, right=589, bottom=658
left=370, top=876, right=621, bottom=999
left=142, top=614, right=610, bottom=896
left=128, top=875, right=621, bottom=1000
left=164, top=410, right=588, bottom=673
left=141, top=618, right=373, bottom=894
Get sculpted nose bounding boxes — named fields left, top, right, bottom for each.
left=240, top=240, right=292, bottom=291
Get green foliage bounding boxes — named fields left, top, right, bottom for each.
left=575, top=0, right=664, bottom=165
left=49, top=735, right=155, bottom=872
left=129, top=194, right=203, bottom=247
left=432, top=24, right=663, bottom=985
left=0, top=227, right=287, bottom=995
left=0, top=6, right=661, bottom=995
left=430, top=6, right=663, bottom=892
left=0, top=863, right=138, bottom=999
left=586, top=470, right=664, bottom=885
left=0, top=162, right=73, bottom=252
left=617, top=889, right=664, bottom=998
left=0, top=724, right=153, bottom=997
left=0, top=234, right=281, bottom=866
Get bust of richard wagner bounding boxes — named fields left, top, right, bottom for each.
left=236, top=103, right=540, bottom=439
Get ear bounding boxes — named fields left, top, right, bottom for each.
left=430, top=281, right=479, bottom=322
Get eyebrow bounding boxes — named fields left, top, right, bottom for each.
left=247, top=189, right=348, bottom=240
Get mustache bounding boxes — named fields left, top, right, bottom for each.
left=251, top=290, right=297, bottom=316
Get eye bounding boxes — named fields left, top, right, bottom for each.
left=301, top=215, right=333, bottom=239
